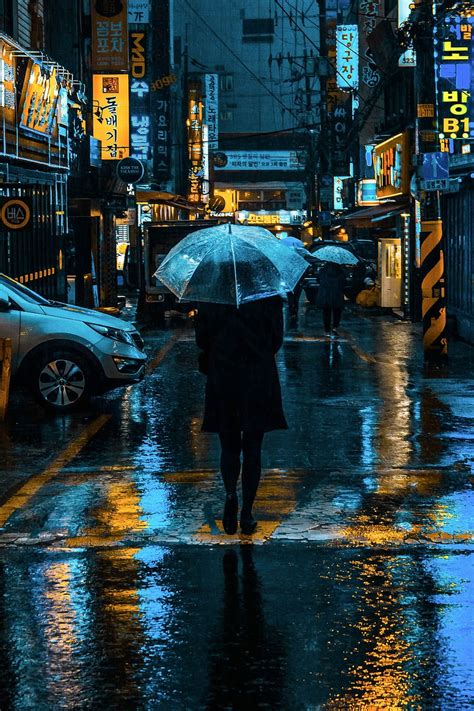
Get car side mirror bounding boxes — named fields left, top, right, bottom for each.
left=0, top=286, right=11, bottom=311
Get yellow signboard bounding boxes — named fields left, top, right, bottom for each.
left=93, top=74, right=130, bottom=160
left=19, top=61, right=59, bottom=135
left=0, top=39, right=16, bottom=126
left=91, top=0, right=128, bottom=72
left=373, top=132, right=410, bottom=199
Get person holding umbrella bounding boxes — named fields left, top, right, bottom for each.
left=313, top=245, right=357, bottom=336
left=156, top=223, right=307, bottom=535
left=316, top=261, right=346, bottom=336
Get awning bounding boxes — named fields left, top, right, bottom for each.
left=135, top=191, right=205, bottom=212
left=343, top=202, right=409, bottom=224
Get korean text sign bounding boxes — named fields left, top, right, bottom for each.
left=435, top=15, right=474, bottom=141
left=336, top=25, right=359, bottom=90
left=373, top=132, right=410, bottom=199
left=20, top=62, right=59, bottom=135
left=92, top=0, right=128, bottom=72
left=93, top=74, right=130, bottom=160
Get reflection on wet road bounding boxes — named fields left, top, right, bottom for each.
left=0, top=546, right=472, bottom=708
left=0, top=309, right=473, bottom=707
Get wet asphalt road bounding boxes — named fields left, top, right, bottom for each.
left=0, top=304, right=473, bottom=709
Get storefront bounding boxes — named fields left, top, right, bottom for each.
left=343, top=133, right=412, bottom=314
left=0, top=34, right=84, bottom=300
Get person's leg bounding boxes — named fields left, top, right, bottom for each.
left=241, top=431, right=265, bottom=532
left=219, top=430, right=242, bottom=534
left=323, top=307, right=331, bottom=333
left=218, top=430, right=242, bottom=495
left=333, top=307, right=342, bottom=329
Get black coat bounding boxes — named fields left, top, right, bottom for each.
left=194, top=297, right=288, bottom=433
left=316, top=263, right=346, bottom=309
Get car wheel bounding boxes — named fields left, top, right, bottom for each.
left=31, top=350, right=93, bottom=412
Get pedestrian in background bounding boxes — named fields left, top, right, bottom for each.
left=195, top=296, right=288, bottom=535
left=316, top=261, right=346, bottom=337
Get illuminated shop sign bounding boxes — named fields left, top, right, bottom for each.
left=93, top=74, right=130, bottom=160
left=334, top=176, right=350, bottom=210
left=20, top=61, right=59, bottom=135
left=204, top=73, right=219, bottom=150
left=128, top=0, right=150, bottom=24
left=214, top=151, right=303, bottom=171
left=435, top=15, right=474, bottom=141
left=187, top=87, right=205, bottom=204
left=373, top=132, right=410, bottom=199
left=130, top=29, right=152, bottom=163
left=0, top=39, right=16, bottom=124
left=398, top=0, right=416, bottom=67
left=91, top=0, right=128, bottom=72
left=153, top=0, right=171, bottom=178
left=357, top=179, right=378, bottom=205
left=336, top=25, right=359, bottom=90
left=236, top=211, right=305, bottom=225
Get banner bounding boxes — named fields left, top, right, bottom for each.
left=92, top=74, right=130, bottom=160
left=91, top=0, right=128, bottom=72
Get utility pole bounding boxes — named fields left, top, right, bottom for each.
left=413, top=0, right=448, bottom=363
left=316, top=0, right=330, bottom=239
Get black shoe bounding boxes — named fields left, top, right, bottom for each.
left=223, top=494, right=238, bottom=535
left=240, top=515, right=257, bottom=535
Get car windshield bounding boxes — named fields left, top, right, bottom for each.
left=0, top=274, right=51, bottom=306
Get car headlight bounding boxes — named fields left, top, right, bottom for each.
left=87, top=322, right=135, bottom=346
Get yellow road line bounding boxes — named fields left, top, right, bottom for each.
left=338, top=329, right=377, bottom=364
left=146, top=331, right=183, bottom=373
left=0, top=332, right=182, bottom=529
left=0, top=414, right=111, bottom=527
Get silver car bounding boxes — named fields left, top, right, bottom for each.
left=0, top=273, right=147, bottom=413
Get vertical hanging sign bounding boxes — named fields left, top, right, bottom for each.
left=204, top=74, right=219, bottom=150
left=435, top=14, right=474, bottom=142
left=398, top=0, right=416, bottom=67
left=91, top=0, right=129, bottom=72
left=129, top=29, right=152, bottom=165
left=188, top=84, right=204, bottom=204
left=92, top=74, right=130, bottom=160
left=336, top=25, right=359, bottom=90
left=152, top=0, right=171, bottom=179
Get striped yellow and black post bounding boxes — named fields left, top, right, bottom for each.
left=420, top=219, right=448, bottom=361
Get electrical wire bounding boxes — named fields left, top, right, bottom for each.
left=274, top=0, right=388, bottom=116
left=179, top=0, right=300, bottom=121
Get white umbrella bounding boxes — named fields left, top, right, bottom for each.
left=155, top=223, right=309, bottom=306
left=312, top=245, right=359, bottom=265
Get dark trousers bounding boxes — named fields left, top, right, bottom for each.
left=287, top=283, right=303, bottom=319
left=218, top=431, right=265, bottom=516
left=323, top=307, right=342, bottom=332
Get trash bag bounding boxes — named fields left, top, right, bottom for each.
left=356, top=286, right=380, bottom=308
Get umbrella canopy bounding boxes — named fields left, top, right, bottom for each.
left=155, top=223, right=309, bottom=306
left=312, top=245, right=359, bottom=265
left=280, top=236, right=304, bottom=248
left=280, top=235, right=314, bottom=261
